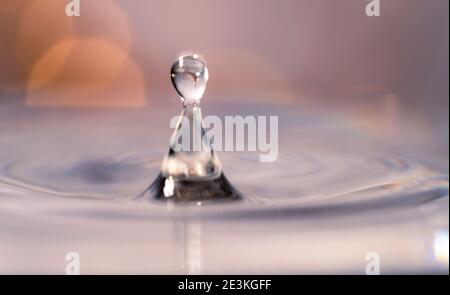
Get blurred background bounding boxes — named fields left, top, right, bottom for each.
left=0, top=0, right=448, bottom=152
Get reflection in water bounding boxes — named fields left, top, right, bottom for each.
left=180, top=218, right=203, bottom=274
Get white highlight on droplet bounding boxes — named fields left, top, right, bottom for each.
left=163, top=176, right=175, bottom=197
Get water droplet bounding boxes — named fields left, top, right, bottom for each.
left=140, top=53, right=241, bottom=203
left=171, top=53, right=209, bottom=105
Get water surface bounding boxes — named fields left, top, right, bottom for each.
left=0, top=102, right=448, bottom=274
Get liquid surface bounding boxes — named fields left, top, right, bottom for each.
left=0, top=101, right=448, bottom=274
